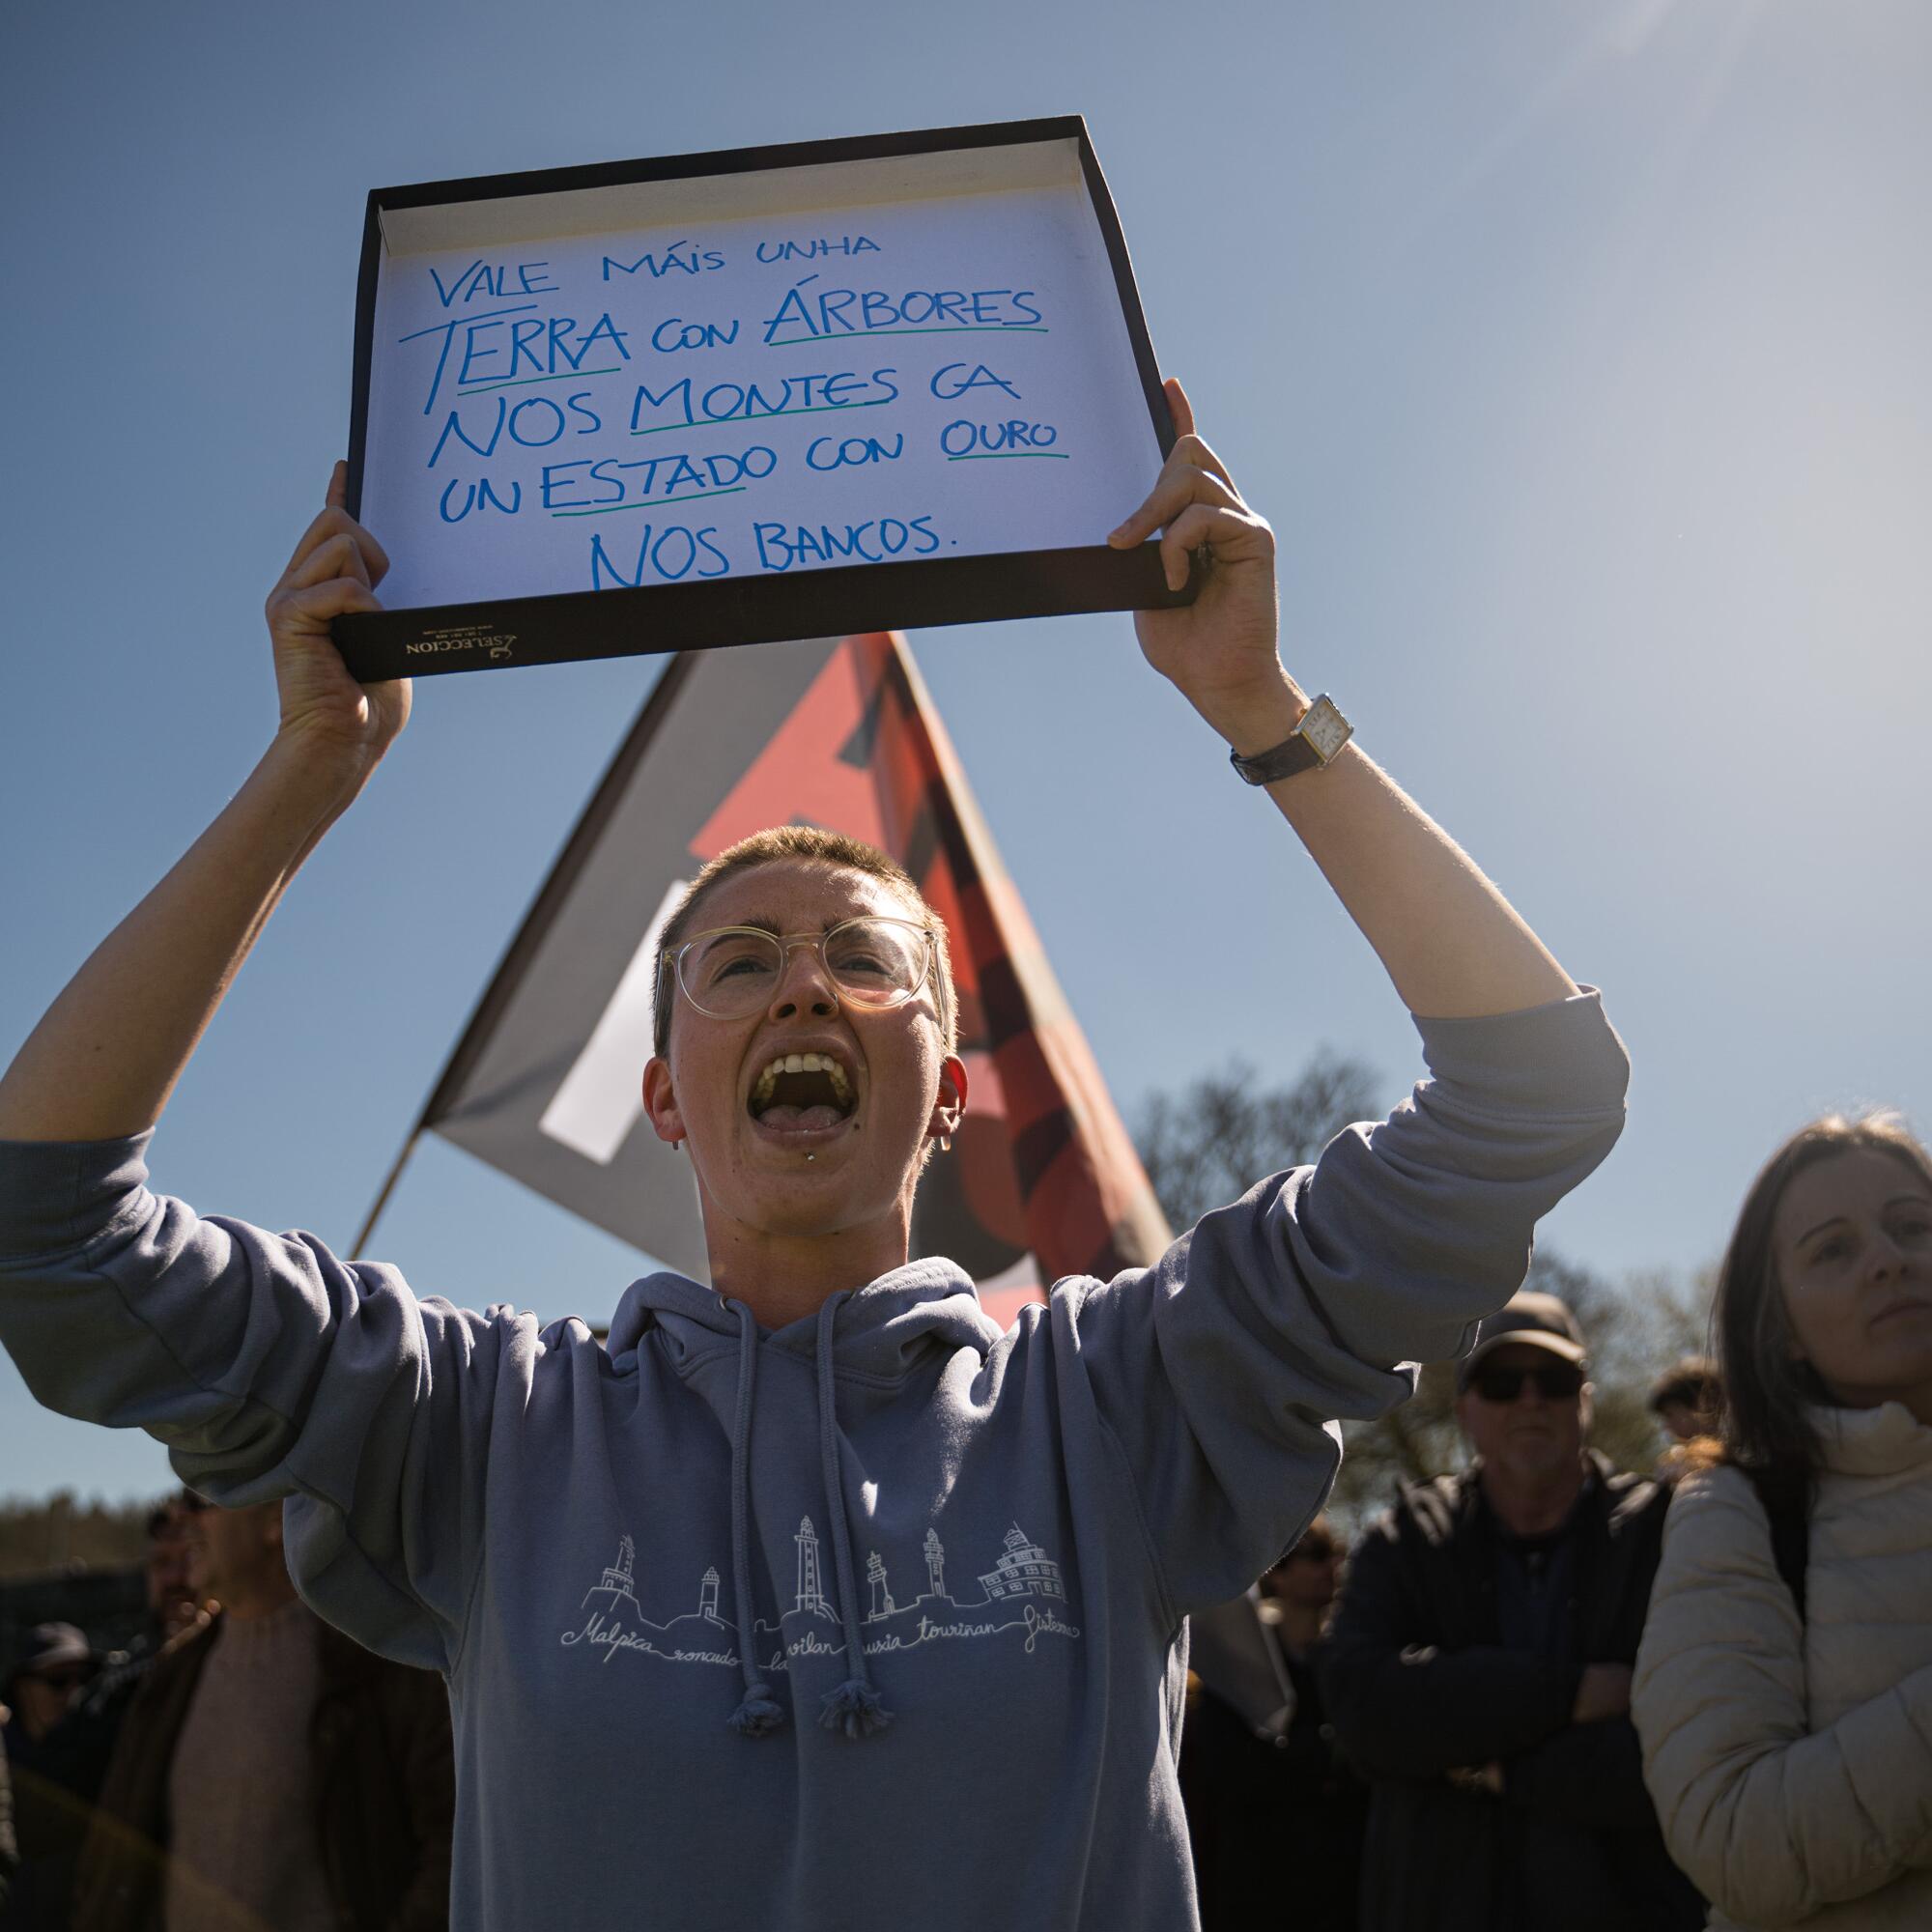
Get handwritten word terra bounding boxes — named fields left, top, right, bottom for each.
left=762, top=276, right=1042, bottom=345
left=399, top=306, right=632, bottom=412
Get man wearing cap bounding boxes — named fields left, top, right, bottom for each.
left=71, top=1498, right=453, bottom=1932
left=1320, top=1289, right=1704, bottom=1932
left=1, top=1622, right=101, bottom=1930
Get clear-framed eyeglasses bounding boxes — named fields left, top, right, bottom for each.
left=667, top=916, right=938, bottom=1022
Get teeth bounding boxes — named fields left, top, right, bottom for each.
left=749, top=1051, right=853, bottom=1111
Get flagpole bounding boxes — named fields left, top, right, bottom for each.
left=351, top=1127, right=421, bottom=1258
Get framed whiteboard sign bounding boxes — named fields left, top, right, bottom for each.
left=335, top=117, right=1191, bottom=680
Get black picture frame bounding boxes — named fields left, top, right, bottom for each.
left=334, top=116, right=1191, bottom=681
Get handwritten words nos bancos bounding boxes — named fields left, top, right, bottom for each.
left=392, top=234, right=1074, bottom=588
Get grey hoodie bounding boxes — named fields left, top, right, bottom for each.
left=0, top=990, right=1627, bottom=1931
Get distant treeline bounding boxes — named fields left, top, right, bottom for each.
left=0, top=1492, right=165, bottom=1580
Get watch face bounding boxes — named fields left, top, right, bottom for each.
left=1301, top=697, right=1351, bottom=762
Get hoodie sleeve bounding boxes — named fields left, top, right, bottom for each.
left=1062, top=987, right=1629, bottom=1620
left=0, top=1133, right=527, bottom=1672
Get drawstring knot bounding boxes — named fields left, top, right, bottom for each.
left=815, top=1292, right=894, bottom=1739
left=724, top=1298, right=787, bottom=1740
left=819, top=1676, right=893, bottom=1738
left=727, top=1680, right=786, bottom=1736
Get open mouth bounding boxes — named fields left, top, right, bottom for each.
left=747, top=1051, right=857, bottom=1133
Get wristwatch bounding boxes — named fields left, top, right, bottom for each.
left=1229, top=695, right=1352, bottom=784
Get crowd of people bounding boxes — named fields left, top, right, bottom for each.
left=4, top=1111, right=1927, bottom=1929
left=1, top=1492, right=453, bottom=1929
left=0, top=408, right=1927, bottom=1928
left=1176, top=1113, right=1932, bottom=1931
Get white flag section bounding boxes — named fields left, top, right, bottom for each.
left=539, top=877, right=688, bottom=1165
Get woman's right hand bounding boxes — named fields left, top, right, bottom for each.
left=264, top=461, right=411, bottom=778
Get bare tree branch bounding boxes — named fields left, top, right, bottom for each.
left=1130, top=1047, right=1719, bottom=1533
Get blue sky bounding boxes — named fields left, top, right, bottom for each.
left=4, top=0, right=1929, bottom=1498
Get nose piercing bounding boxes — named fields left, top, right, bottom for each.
left=806, top=1152, right=816, bottom=1163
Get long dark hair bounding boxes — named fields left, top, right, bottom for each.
left=1711, top=1113, right=1932, bottom=1511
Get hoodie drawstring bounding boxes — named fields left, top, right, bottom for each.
left=814, top=1291, right=893, bottom=1738
left=724, top=1299, right=784, bottom=1738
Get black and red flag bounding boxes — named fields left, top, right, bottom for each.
left=368, top=635, right=1168, bottom=1325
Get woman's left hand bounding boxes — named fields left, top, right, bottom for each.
left=1108, top=378, right=1294, bottom=748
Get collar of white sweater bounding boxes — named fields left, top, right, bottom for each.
left=1808, top=1399, right=1932, bottom=1478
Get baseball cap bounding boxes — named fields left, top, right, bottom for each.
left=1457, top=1290, right=1588, bottom=1391
left=7, top=1621, right=98, bottom=1690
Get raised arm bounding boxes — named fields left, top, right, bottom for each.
left=1109, top=382, right=1576, bottom=1020
left=0, top=465, right=405, bottom=1143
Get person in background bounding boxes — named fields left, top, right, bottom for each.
left=0, top=1626, right=100, bottom=1931
left=55, top=1492, right=207, bottom=1784
left=73, top=1497, right=453, bottom=1932
left=1180, top=1515, right=1366, bottom=1930
left=0, top=1732, right=15, bottom=1910
left=1321, top=1291, right=1703, bottom=1932
left=1633, top=1115, right=1932, bottom=1930
left=1648, top=1355, right=1722, bottom=1448
left=139, top=1496, right=203, bottom=1646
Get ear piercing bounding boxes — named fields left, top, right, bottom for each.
left=939, top=1136, right=952, bottom=1153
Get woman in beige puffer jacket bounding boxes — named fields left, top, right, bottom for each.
left=1632, top=1115, right=1932, bottom=1931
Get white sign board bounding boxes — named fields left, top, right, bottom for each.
left=338, top=120, right=1185, bottom=678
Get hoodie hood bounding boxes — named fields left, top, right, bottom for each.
left=603, top=1256, right=1000, bottom=1377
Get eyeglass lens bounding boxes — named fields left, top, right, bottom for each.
left=1471, top=1363, right=1583, bottom=1403
left=678, top=918, right=929, bottom=1017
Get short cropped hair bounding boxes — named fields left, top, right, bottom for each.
left=651, top=827, right=956, bottom=1058
left=1646, top=1355, right=1720, bottom=1416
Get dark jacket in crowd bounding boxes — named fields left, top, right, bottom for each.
left=1320, top=1455, right=1704, bottom=1932
left=0, top=1731, right=16, bottom=1910
left=1181, top=1634, right=1366, bottom=1930
left=72, top=1611, right=453, bottom=1932
left=0, top=1711, right=95, bottom=1932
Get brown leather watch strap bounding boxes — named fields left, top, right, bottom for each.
left=1229, top=732, right=1321, bottom=785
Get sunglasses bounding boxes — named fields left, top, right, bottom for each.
left=1467, top=1361, right=1585, bottom=1404
left=1284, top=1537, right=1337, bottom=1564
